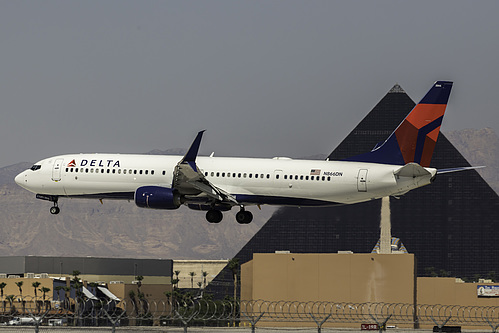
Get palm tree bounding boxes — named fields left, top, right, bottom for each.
left=88, top=282, right=98, bottom=299
left=174, top=270, right=180, bottom=288
left=228, top=258, right=239, bottom=301
left=54, top=286, right=63, bottom=301
left=15, top=281, right=24, bottom=314
left=40, top=287, right=51, bottom=300
left=72, top=270, right=83, bottom=298
left=189, top=272, right=196, bottom=288
left=135, top=275, right=144, bottom=298
left=40, top=287, right=51, bottom=310
left=32, top=281, right=41, bottom=298
left=5, top=295, right=15, bottom=314
left=228, top=258, right=240, bottom=326
left=0, top=282, right=6, bottom=298
left=15, top=281, right=23, bottom=296
left=202, top=271, right=208, bottom=289
left=0, top=282, right=6, bottom=321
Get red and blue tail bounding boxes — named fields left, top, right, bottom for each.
left=346, top=81, right=453, bottom=167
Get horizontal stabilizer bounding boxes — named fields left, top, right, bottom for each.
left=437, top=166, right=485, bottom=174
left=394, top=163, right=431, bottom=178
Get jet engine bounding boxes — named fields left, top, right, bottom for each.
left=135, top=186, right=181, bottom=210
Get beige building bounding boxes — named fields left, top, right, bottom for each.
left=242, top=252, right=499, bottom=329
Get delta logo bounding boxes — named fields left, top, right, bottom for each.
left=67, top=159, right=121, bottom=168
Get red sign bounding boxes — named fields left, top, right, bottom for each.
left=361, top=323, right=379, bottom=330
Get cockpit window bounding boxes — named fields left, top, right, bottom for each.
left=30, top=165, right=41, bottom=171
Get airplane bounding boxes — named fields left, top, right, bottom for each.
left=15, top=81, right=478, bottom=224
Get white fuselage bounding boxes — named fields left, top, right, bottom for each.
left=15, top=153, right=436, bottom=207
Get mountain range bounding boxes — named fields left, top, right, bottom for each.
left=0, top=128, right=496, bottom=260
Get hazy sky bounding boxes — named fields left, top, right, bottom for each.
left=1, top=1, right=498, bottom=168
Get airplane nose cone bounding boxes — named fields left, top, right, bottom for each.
left=15, top=171, right=27, bottom=187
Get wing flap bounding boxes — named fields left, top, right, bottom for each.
left=172, top=131, right=240, bottom=206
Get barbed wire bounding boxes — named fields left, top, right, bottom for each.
left=0, top=296, right=498, bottom=329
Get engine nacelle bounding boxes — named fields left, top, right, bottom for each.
left=135, top=186, right=181, bottom=210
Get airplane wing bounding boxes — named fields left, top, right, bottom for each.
left=172, top=131, right=239, bottom=205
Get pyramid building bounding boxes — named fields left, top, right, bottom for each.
left=208, top=84, right=499, bottom=297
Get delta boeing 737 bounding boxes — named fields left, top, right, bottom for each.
left=15, top=81, right=476, bottom=224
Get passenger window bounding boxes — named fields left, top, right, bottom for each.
left=75, top=168, right=78, bottom=172
left=267, top=174, right=270, bottom=179
left=163, top=171, right=167, bottom=176
left=295, top=175, right=298, bottom=180
left=211, top=172, right=214, bottom=177
left=139, top=170, right=143, bottom=175
left=216, top=172, right=220, bottom=177
left=276, top=174, right=280, bottom=179
left=238, top=173, right=242, bottom=178
left=311, top=176, right=314, bottom=180
left=134, top=170, right=137, bottom=175
left=118, top=169, right=121, bottom=174
left=151, top=170, right=155, bottom=175
left=222, top=172, right=225, bottom=177
left=145, top=170, right=148, bottom=175
left=284, top=175, right=287, bottom=180
left=113, top=169, right=116, bottom=174
left=300, top=175, right=304, bottom=180
left=243, top=173, right=247, bottom=178
left=255, top=174, right=258, bottom=178
left=327, top=177, right=331, bottom=181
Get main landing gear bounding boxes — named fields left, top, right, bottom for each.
left=206, top=209, right=223, bottom=223
left=236, top=207, right=253, bottom=224
left=205, top=206, right=253, bottom=224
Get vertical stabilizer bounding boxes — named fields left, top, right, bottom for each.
left=345, top=81, right=453, bottom=167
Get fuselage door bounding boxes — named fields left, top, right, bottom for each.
left=357, top=169, right=368, bottom=192
left=52, top=158, right=64, bottom=182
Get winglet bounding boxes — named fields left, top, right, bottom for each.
left=345, top=81, right=453, bottom=167
left=181, top=130, right=205, bottom=172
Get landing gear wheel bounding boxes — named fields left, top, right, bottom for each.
left=50, top=206, right=60, bottom=215
left=206, top=210, right=223, bottom=223
left=236, top=210, right=253, bottom=224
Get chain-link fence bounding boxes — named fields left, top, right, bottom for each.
left=0, top=296, right=498, bottom=332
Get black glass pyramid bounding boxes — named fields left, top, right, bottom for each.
left=207, top=84, right=499, bottom=298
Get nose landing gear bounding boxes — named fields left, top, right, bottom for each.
left=35, top=194, right=60, bottom=215
left=50, top=205, right=60, bottom=215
